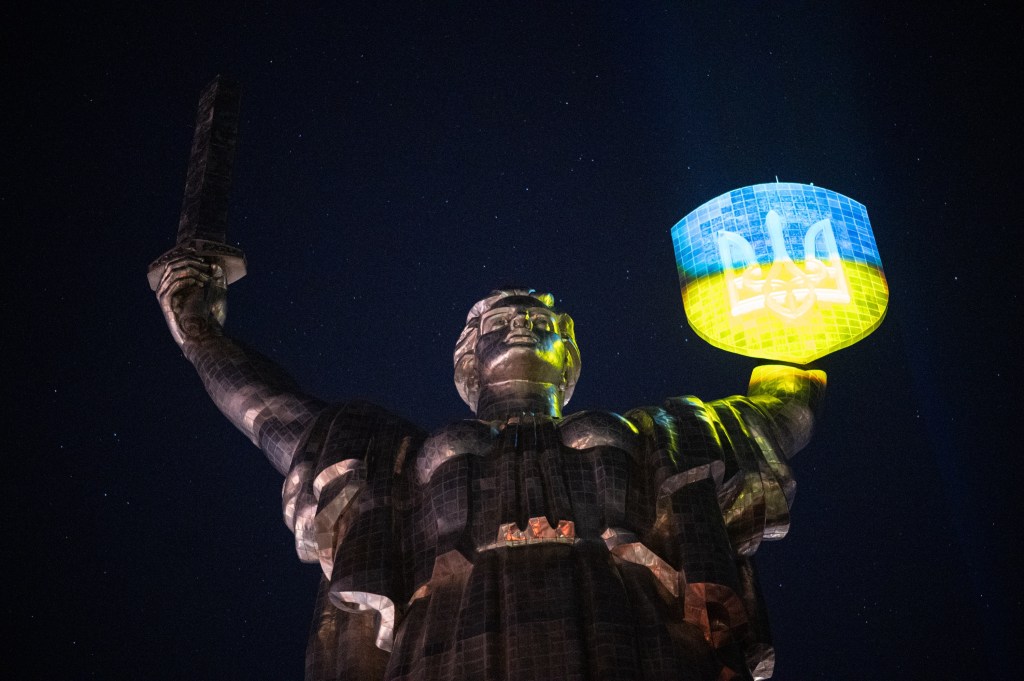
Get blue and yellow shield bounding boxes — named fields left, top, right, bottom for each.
left=671, top=183, right=888, bottom=363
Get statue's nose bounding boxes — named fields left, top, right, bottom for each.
left=511, top=313, right=531, bottom=330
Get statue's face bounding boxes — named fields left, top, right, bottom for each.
left=474, top=297, right=568, bottom=388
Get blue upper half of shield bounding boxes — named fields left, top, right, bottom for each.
left=671, top=183, right=882, bottom=280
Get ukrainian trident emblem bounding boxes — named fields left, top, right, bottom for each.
left=671, top=183, right=888, bottom=363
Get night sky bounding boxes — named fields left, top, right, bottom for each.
left=8, top=3, right=1020, bottom=679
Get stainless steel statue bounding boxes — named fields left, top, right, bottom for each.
left=157, top=265, right=824, bottom=680
left=153, top=79, right=825, bottom=681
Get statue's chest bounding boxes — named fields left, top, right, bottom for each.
left=414, top=413, right=639, bottom=551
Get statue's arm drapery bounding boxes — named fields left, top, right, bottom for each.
left=705, top=364, right=826, bottom=555
left=622, top=364, right=826, bottom=678
left=181, top=335, right=328, bottom=474
left=280, top=400, right=426, bottom=659
left=627, top=363, right=825, bottom=558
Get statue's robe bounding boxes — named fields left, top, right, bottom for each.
left=282, top=367, right=821, bottom=681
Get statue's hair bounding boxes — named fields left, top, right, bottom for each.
left=454, top=288, right=581, bottom=412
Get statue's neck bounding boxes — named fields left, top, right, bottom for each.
left=476, top=380, right=563, bottom=421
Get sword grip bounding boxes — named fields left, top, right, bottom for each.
left=180, top=292, right=212, bottom=339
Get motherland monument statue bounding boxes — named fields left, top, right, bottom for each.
left=151, top=77, right=831, bottom=681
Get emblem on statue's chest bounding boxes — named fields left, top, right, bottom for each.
left=495, top=517, right=577, bottom=548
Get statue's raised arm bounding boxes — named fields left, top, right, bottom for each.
left=157, top=254, right=326, bottom=473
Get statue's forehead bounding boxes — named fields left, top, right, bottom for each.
left=481, top=300, right=554, bottom=317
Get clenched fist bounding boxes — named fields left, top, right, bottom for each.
left=156, top=255, right=228, bottom=346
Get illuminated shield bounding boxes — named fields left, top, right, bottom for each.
left=670, top=183, right=888, bottom=363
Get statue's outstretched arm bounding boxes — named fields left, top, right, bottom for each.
left=157, top=255, right=326, bottom=474
left=744, top=364, right=827, bottom=460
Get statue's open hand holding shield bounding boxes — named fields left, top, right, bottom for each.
left=157, top=255, right=228, bottom=346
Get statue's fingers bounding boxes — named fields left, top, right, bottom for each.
left=159, top=259, right=190, bottom=290
left=159, top=264, right=212, bottom=293
left=174, top=266, right=213, bottom=282
left=168, top=252, right=208, bottom=267
left=161, top=256, right=214, bottom=283
left=158, top=274, right=208, bottom=305
left=167, top=262, right=210, bottom=277
left=208, top=262, right=228, bottom=289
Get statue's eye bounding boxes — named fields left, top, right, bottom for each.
left=534, top=316, right=550, bottom=329
left=484, top=317, right=507, bottom=332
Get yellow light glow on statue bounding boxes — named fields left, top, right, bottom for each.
left=671, top=183, right=888, bottom=363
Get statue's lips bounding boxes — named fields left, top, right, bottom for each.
left=504, top=333, right=538, bottom=346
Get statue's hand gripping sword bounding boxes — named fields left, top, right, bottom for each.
left=148, top=76, right=246, bottom=337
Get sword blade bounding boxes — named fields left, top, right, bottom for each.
left=148, top=76, right=247, bottom=290
left=177, top=76, right=241, bottom=244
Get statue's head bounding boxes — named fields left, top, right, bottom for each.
left=454, top=288, right=581, bottom=413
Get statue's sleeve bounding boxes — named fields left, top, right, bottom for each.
left=623, top=365, right=825, bottom=678
left=624, top=400, right=766, bottom=677
left=623, top=365, right=825, bottom=559
left=700, top=364, right=826, bottom=555
left=281, top=400, right=425, bottom=655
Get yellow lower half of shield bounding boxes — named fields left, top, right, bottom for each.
left=682, top=260, right=888, bottom=364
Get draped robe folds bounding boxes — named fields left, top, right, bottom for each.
left=281, top=366, right=824, bottom=681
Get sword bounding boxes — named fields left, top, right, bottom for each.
left=148, top=76, right=247, bottom=335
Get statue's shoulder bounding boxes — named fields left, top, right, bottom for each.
left=622, top=396, right=716, bottom=432
left=319, top=399, right=423, bottom=435
left=558, top=410, right=639, bottom=452
left=621, top=398, right=728, bottom=460
left=309, top=400, right=425, bottom=470
left=415, top=419, right=498, bottom=484
left=313, top=399, right=421, bottom=446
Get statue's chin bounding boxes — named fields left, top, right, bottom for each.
left=482, top=378, right=556, bottom=388
left=481, top=357, right=563, bottom=384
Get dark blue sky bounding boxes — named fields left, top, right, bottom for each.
left=7, top=3, right=1019, bottom=679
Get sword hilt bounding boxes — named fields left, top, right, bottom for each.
left=149, top=239, right=245, bottom=340
left=147, top=239, right=247, bottom=291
